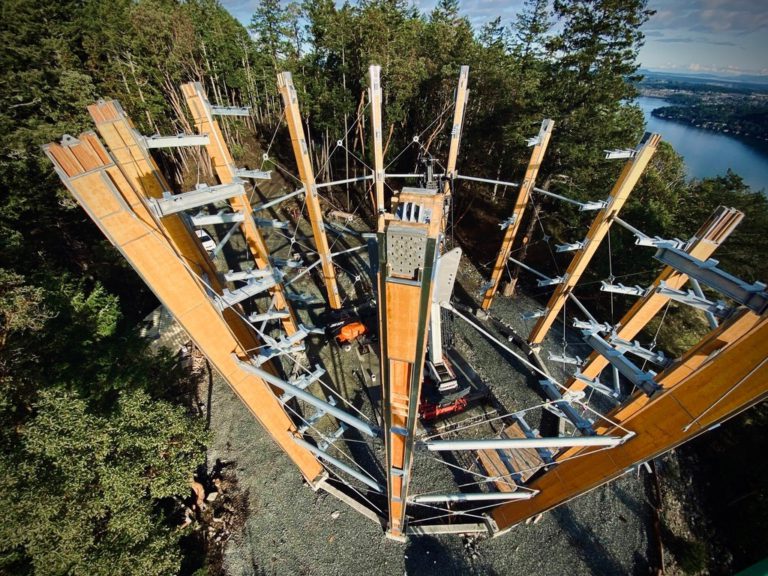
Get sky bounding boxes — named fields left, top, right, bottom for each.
left=221, top=0, right=768, bottom=78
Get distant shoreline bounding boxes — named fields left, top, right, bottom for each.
left=638, top=95, right=768, bottom=151
left=649, top=107, right=768, bottom=147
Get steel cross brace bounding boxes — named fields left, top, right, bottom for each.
left=282, top=365, right=327, bottom=404
left=216, top=276, right=279, bottom=309
left=609, top=336, right=669, bottom=367
left=191, top=210, right=245, bottom=226
left=571, top=371, right=620, bottom=400
left=548, top=352, right=584, bottom=366
left=149, top=182, right=245, bottom=217
left=539, top=379, right=595, bottom=435
left=600, top=281, right=648, bottom=297
left=143, top=133, right=210, bottom=148
left=211, top=105, right=250, bottom=117
left=582, top=331, right=661, bottom=396
left=656, top=281, right=732, bottom=317
left=654, top=247, right=768, bottom=314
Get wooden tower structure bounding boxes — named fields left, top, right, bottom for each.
left=46, top=65, right=768, bottom=541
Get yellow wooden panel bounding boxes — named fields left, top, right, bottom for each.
left=391, top=433, right=405, bottom=469
left=386, top=281, right=421, bottom=361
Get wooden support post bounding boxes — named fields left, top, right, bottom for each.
left=443, top=65, right=469, bottom=198
left=566, top=206, right=744, bottom=394
left=277, top=72, right=342, bottom=309
left=82, top=101, right=219, bottom=286
left=378, top=190, right=445, bottom=539
left=527, top=133, right=661, bottom=344
left=369, top=65, right=385, bottom=215
left=481, top=119, right=554, bottom=310
left=491, top=307, right=768, bottom=530
left=44, top=133, right=324, bottom=483
left=181, top=82, right=300, bottom=335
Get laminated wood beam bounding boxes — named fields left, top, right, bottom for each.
left=566, top=205, right=744, bottom=394
left=527, top=133, right=661, bottom=343
left=44, top=134, right=324, bottom=483
left=277, top=72, right=342, bottom=309
left=481, top=119, right=554, bottom=310
left=84, top=102, right=220, bottom=286
left=369, top=65, right=385, bottom=215
left=181, top=82, right=299, bottom=334
left=443, top=66, right=469, bottom=198
left=378, top=190, right=445, bottom=539
left=491, top=307, right=768, bottom=530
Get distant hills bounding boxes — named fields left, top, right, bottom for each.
left=639, top=69, right=768, bottom=90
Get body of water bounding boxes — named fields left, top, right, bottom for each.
left=636, top=96, right=768, bottom=192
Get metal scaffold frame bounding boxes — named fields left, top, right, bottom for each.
left=181, top=81, right=300, bottom=335
left=45, top=65, right=768, bottom=543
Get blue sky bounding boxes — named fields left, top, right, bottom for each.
left=221, top=0, right=768, bottom=77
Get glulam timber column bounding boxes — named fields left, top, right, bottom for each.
left=481, top=118, right=554, bottom=310
left=276, top=72, right=342, bottom=309
left=491, top=307, right=768, bottom=531
left=442, top=66, right=469, bottom=200
left=378, top=188, right=445, bottom=539
left=527, top=133, right=661, bottom=345
left=44, top=133, right=324, bottom=483
left=564, top=205, right=744, bottom=395
left=369, top=65, right=386, bottom=215
left=181, top=82, right=300, bottom=335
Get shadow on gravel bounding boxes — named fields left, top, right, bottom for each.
left=404, top=536, right=474, bottom=576
left=553, top=507, right=626, bottom=576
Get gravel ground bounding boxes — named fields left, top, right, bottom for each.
left=200, top=254, right=656, bottom=576
left=206, top=364, right=655, bottom=576
left=193, top=158, right=656, bottom=575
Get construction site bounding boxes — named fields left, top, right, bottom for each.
left=44, top=66, right=768, bottom=570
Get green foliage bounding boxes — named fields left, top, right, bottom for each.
left=0, top=3, right=230, bottom=572
left=674, top=172, right=768, bottom=283
left=0, top=389, right=207, bottom=576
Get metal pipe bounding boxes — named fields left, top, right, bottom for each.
left=410, top=491, right=537, bottom=503
left=283, top=259, right=322, bottom=287
left=331, top=244, right=368, bottom=257
left=456, top=174, right=520, bottom=188
left=212, top=221, right=242, bottom=257
left=612, top=216, right=649, bottom=241
left=292, top=436, right=383, bottom=492
left=568, top=293, right=602, bottom=326
left=385, top=173, right=425, bottom=179
left=443, top=302, right=553, bottom=384
left=688, top=278, right=719, bottom=329
left=252, top=188, right=305, bottom=212
left=508, top=257, right=552, bottom=281
left=315, top=175, right=373, bottom=189
left=421, top=435, right=625, bottom=451
left=533, top=187, right=604, bottom=210
left=236, top=358, right=380, bottom=438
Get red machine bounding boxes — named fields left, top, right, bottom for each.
left=419, top=396, right=469, bottom=422
left=335, top=321, right=367, bottom=344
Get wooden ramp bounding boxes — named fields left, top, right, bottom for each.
left=477, top=422, right=545, bottom=492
